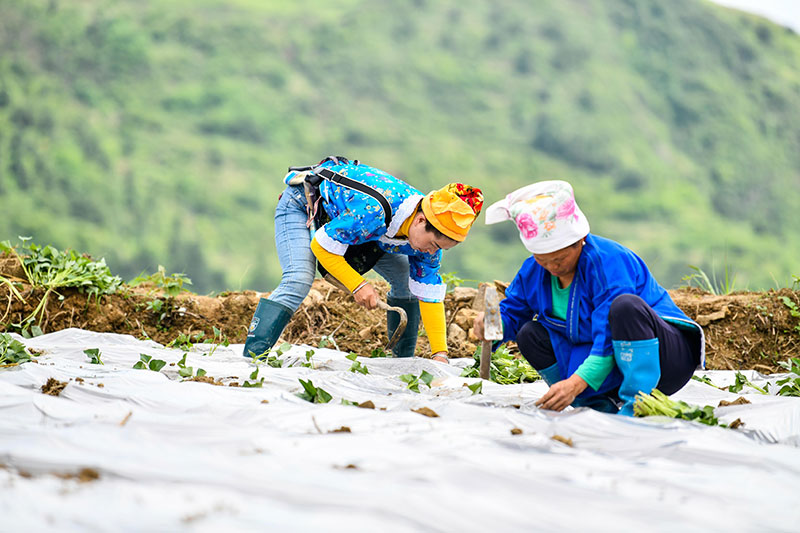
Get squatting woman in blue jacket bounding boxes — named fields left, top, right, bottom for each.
left=474, top=181, right=704, bottom=415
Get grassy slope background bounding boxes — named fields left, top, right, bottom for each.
left=0, top=0, right=799, bottom=293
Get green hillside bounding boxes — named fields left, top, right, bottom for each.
left=1, top=0, right=799, bottom=293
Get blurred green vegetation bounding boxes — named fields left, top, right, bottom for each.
left=0, top=0, right=799, bottom=293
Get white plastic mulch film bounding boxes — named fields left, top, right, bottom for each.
left=1, top=328, right=799, bottom=532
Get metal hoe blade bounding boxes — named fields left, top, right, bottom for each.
left=480, top=285, right=503, bottom=380
left=377, top=300, right=407, bottom=351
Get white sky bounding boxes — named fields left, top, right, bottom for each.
left=709, top=0, right=800, bottom=32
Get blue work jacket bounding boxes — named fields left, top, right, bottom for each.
left=500, top=234, right=704, bottom=398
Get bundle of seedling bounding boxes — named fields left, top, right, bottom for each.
left=634, top=389, right=727, bottom=427
left=461, top=344, right=540, bottom=384
left=0, top=238, right=122, bottom=331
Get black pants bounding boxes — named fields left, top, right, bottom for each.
left=517, top=294, right=700, bottom=395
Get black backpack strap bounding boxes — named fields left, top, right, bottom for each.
left=289, top=155, right=351, bottom=173
left=314, top=167, right=393, bottom=227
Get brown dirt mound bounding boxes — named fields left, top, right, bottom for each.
left=1, top=254, right=798, bottom=371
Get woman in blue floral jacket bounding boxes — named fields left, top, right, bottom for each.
left=244, top=156, right=483, bottom=363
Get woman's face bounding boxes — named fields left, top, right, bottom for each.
left=533, top=240, right=584, bottom=278
left=408, top=213, right=458, bottom=255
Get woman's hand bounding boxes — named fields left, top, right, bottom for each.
left=535, top=374, right=589, bottom=411
left=353, top=282, right=379, bottom=309
left=432, top=352, right=449, bottom=364
left=473, top=312, right=485, bottom=341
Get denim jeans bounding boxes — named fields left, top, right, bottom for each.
left=268, top=185, right=413, bottom=312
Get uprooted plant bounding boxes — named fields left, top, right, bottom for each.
left=0, top=238, right=122, bottom=330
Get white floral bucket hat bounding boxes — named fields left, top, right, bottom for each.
left=484, top=180, right=590, bottom=254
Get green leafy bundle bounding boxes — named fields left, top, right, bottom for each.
left=461, top=344, right=540, bottom=385
left=633, top=389, right=720, bottom=426
left=1, top=238, right=122, bottom=326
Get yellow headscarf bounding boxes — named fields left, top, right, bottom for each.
left=421, top=183, right=484, bottom=242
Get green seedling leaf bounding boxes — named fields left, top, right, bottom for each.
left=467, top=381, right=483, bottom=395
left=419, top=370, right=434, bottom=388
left=249, top=368, right=259, bottom=380
left=346, top=353, right=369, bottom=374
left=729, top=371, right=767, bottom=394
left=134, top=353, right=166, bottom=372
left=84, top=348, right=103, bottom=365
left=775, top=358, right=800, bottom=396
left=399, top=373, right=421, bottom=393
left=179, top=367, right=193, bottom=378
left=297, top=349, right=315, bottom=368
left=370, top=347, right=390, bottom=358
left=196, top=368, right=206, bottom=377
left=349, top=360, right=369, bottom=375
left=275, top=342, right=292, bottom=356
left=341, top=399, right=359, bottom=406
left=0, top=333, right=33, bottom=365
left=297, top=379, right=332, bottom=403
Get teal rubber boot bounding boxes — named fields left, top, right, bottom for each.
left=537, top=362, right=562, bottom=387
left=243, top=298, right=293, bottom=359
left=386, top=297, right=420, bottom=358
left=614, top=338, right=661, bottom=416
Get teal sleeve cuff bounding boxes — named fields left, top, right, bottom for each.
left=574, top=355, right=615, bottom=391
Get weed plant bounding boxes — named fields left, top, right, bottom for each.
left=682, top=264, right=737, bottom=295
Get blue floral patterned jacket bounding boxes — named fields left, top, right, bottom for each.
left=297, top=160, right=446, bottom=303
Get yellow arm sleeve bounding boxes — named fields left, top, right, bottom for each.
left=310, top=237, right=365, bottom=292
left=420, top=300, right=447, bottom=354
